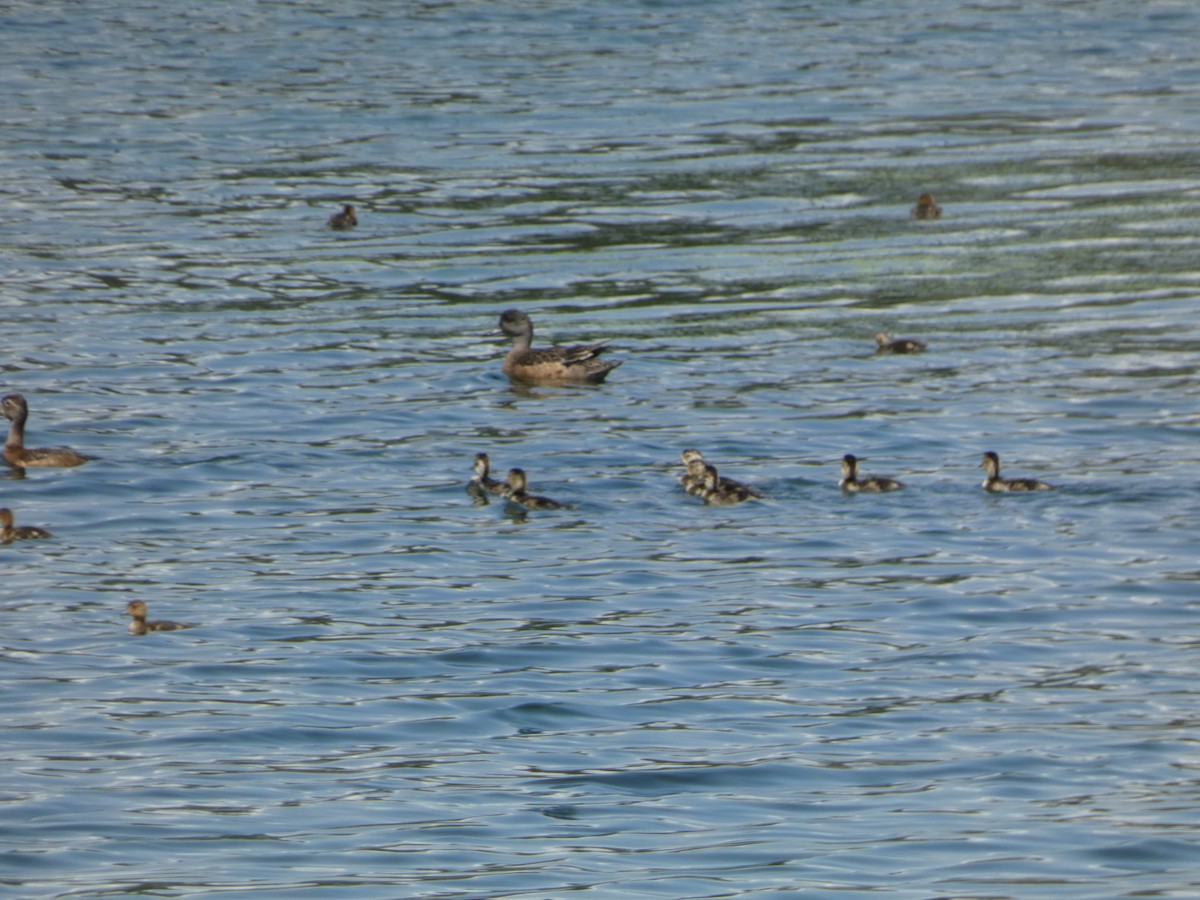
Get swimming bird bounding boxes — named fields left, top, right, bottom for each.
left=980, top=451, right=1053, bottom=493
left=911, top=193, right=942, bottom=219
left=875, top=333, right=927, bottom=354
left=328, top=204, right=357, bottom=229
left=839, top=454, right=904, bottom=493
left=125, top=600, right=192, bottom=636
left=679, top=449, right=707, bottom=495
left=504, top=467, right=571, bottom=510
left=2, top=394, right=92, bottom=469
left=469, top=452, right=508, bottom=496
left=494, top=309, right=621, bottom=384
left=698, top=463, right=761, bottom=506
left=0, top=507, right=53, bottom=543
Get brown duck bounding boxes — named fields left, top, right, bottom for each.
left=981, top=451, right=1052, bottom=493
left=839, top=454, right=904, bottom=493
left=494, top=309, right=621, bottom=384
left=125, top=600, right=193, bottom=635
left=875, top=332, right=927, bottom=354
left=328, top=204, right=357, bottom=229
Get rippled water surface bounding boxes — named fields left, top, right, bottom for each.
left=4, top=2, right=1200, bottom=898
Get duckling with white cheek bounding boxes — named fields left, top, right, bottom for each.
left=980, top=451, right=1052, bottom=493
left=839, top=454, right=904, bottom=493
left=125, top=600, right=193, bottom=635
left=504, top=468, right=571, bottom=510
left=699, top=463, right=761, bottom=506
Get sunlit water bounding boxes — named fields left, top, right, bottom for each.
left=3, top=2, right=1200, bottom=898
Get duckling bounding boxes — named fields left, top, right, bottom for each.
left=839, top=454, right=904, bottom=493
left=981, top=451, right=1052, bottom=493
left=494, top=309, right=621, bottom=384
left=469, top=452, right=508, bottom=497
left=699, top=463, right=761, bottom=506
left=125, top=600, right=192, bottom=636
left=875, top=332, right=927, bottom=354
left=679, top=449, right=706, bottom=495
left=328, top=204, right=357, bottom=229
left=3, top=394, right=92, bottom=469
left=504, top=468, right=571, bottom=510
left=911, top=193, right=942, bottom=219
left=0, top=507, right=52, bottom=542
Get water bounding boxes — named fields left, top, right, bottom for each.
left=3, top=1, right=1200, bottom=898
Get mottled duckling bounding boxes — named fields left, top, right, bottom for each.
left=699, top=463, right=761, bottom=506
left=125, top=600, right=192, bottom=636
left=0, top=507, right=53, bottom=542
left=839, top=454, right=904, bottom=493
left=679, top=449, right=706, bottom=495
left=911, top=193, right=942, bottom=219
left=875, top=332, right=927, bottom=354
left=981, top=451, right=1052, bottom=493
left=504, top=468, right=571, bottom=510
left=494, top=308, right=621, bottom=384
left=469, top=452, right=508, bottom=496
left=3, top=394, right=92, bottom=469
left=328, top=204, right=357, bottom=229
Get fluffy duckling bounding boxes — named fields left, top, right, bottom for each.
left=0, top=507, right=53, bottom=542
left=875, top=332, right=927, bottom=354
left=504, top=468, right=571, bottom=510
left=125, top=600, right=192, bottom=636
left=679, top=449, right=706, bottom=495
left=328, top=204, right=357, bottom=229
left=494, top=308, right=621, bottom=384
left=469, top=452, right=507, bottom=496
left=699, top=463, right=761, bottom=506
left=839, top=454, right=904, bottom=493
left=911, top=193, right=942, bottom=219
left=3, top=394, right=92, bottom=469
left=980, top=451, right=1053, bottom=493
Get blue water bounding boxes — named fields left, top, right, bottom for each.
left=3, top=2, right=1200, bottom=898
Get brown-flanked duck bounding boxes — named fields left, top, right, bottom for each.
left=328, top=204, right=357, bottom=229
left=981, top=451, right=1053, bottom=493
left=125, top=600, right=192, bottom=636
left=911, top=193, right=942, bottom=219
left=679, top=449, right=706, bottom=495
left=504, top=467, right=571, bottom=510
left=494, top=309, right=621, bottom=384
left=699, top=462, right=761, bottom=506
left=3, top=394, right=92, bottom=469
left=839, top=454, right=904, bottom=493
left=875, top=332, right=927, bottom=354
left=0, top=507, right=53, bottom=542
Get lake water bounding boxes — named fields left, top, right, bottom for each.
left=3, top=1, right=1200, bottom=898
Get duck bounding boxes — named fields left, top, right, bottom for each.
left=911, top=193, right=942, bottom=219
left=699, top=463, right=761, bottom=506
left=839, top=454, right=904, bottom=493
left=469, top=452, right=508, bottom=496
left=504, top=467, right=571, bottom=510
left=125, top=600, right=192, bottom=636
left=3, top=394, right=92, bottom=469
left=0, top=507, right=53, bottom=542
left=328, top=204, right=357, bottom=229
left=875, top=332, right=927, bottom=354
left=679, top=449, right=706, bottom=495
left=981, top=451, right=1052, bottom=493
left=493, top=309, right=621, bottom=384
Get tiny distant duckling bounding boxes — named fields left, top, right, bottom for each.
left=981, top=451, right=1053, bottom=493
left=469, top=452, right=507, bottom=496
left=875, top=332, right=927, bottom=354
left=911, top=192, right=942, bottom=219
left=328, top=204, right=358, bottom=229
left=699, top=463, right=761, bottom=506
left=125, top=600, right=193, bottom=636
left=3, top=393, right=93, bottom=469
left=839, top=454, right=904, bottom=493
left=504, top=468, right=571, bottom=510
left=0, top=507, right=53, bottom=542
